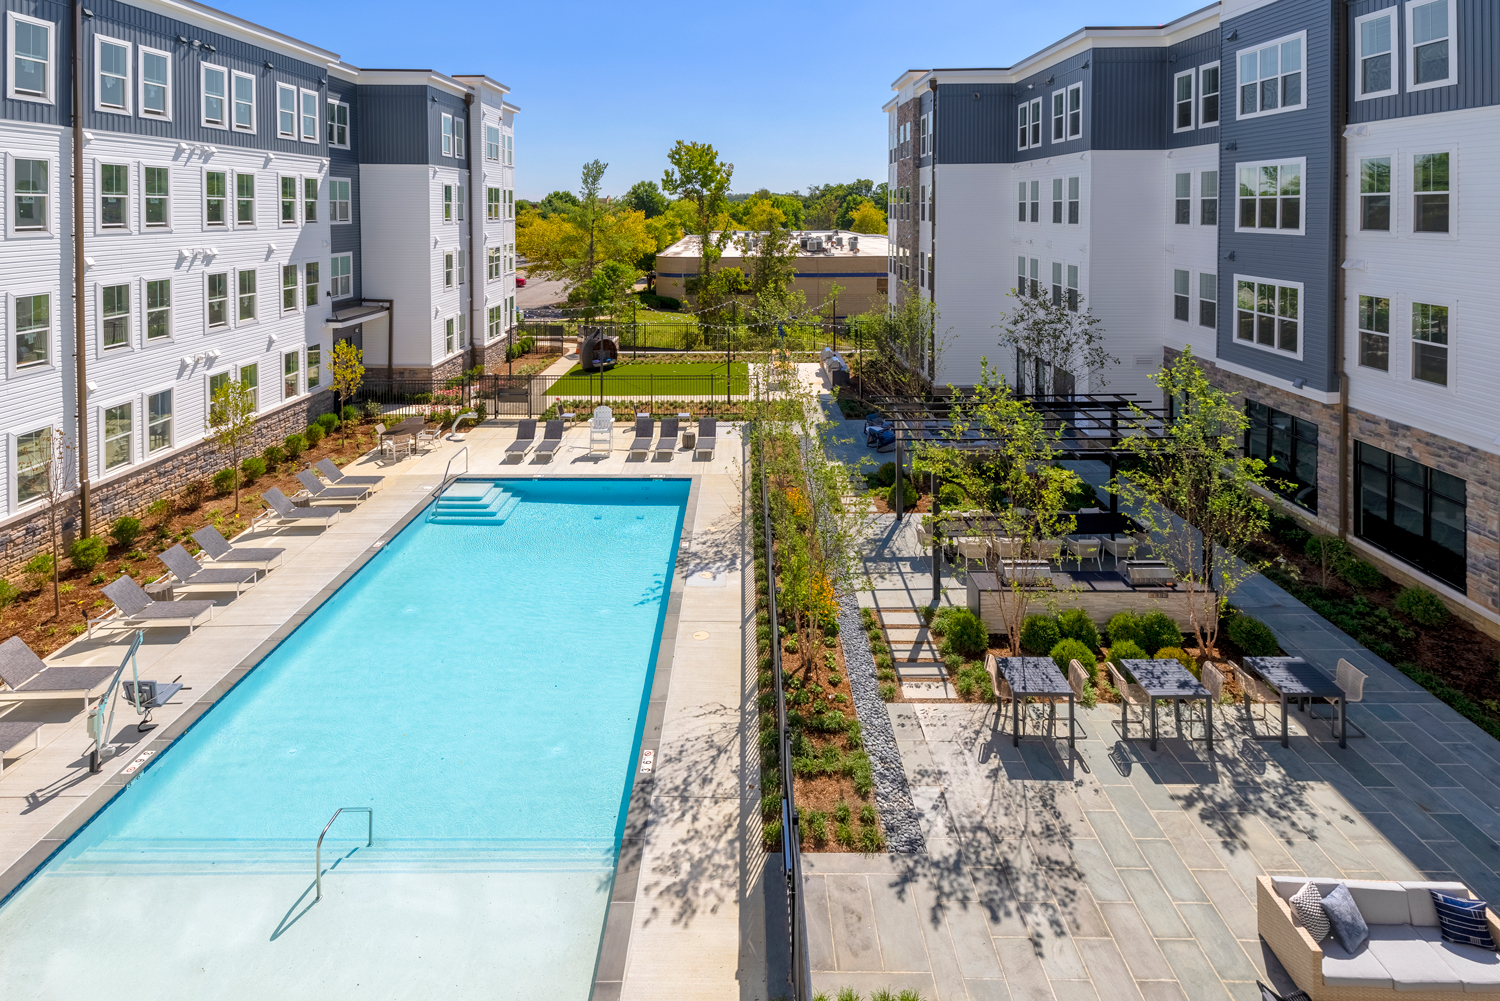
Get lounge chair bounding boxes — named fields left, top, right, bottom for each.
left=533, top=419, right=565, bottom=461
left=0, top=636, right=119, bottom=710
left=655, top=417, right=679, bottom=459
left=1064, top=537, right=1103, bottom=570
left=294, top=469, right=371, bottom=503
left=0, top=721, right=44, bottom=776
left=314, top=457, right=383, bottom=487
left=505, top=419, right=537, bottom=462
left=259, top=487, right=343, bottom=529
left=590, top=406, right=614, bottom=454
left=694, top=418, right=717, bottom=459
left=628, top=417, right=654, bottom=459
left=90, top=577, right=215, bottom=638
left=159, top=544, right=258, bottom=596
left=192, top=525, right=285, bottom=573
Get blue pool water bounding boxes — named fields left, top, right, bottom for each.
left=0, top=478, right=689, bottom=1000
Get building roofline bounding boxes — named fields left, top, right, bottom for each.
left=126, top=0, right=341, bottom=64
left=452, top=74, right=512, bottom=96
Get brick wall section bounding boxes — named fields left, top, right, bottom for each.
left=0, top=389, right=335, bottom=579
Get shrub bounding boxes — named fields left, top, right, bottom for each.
left=935, top=608, right=987, bottom=658
left=1395, top=586, right=1450, bottom=627
left=879, top=682, right=897, bottom=701
left=938, top=483, right=968, bottom=508
left=262, top=444, right=285, bottom=467
left=1227, top=613, right=1279, bottom=656
left=212, top=467, right=237, bottom=495
left=872, top=462, right=897, bottom=487
left=283, top=433, right=307, bottom=460
left=1139, top=610, right=1182, bottom=655
left=303, top=423, right=325, bottom=447
left=1106, top=610, right=1145, bottom=648
left=1155, top=646, right=1199, bottom=678
left=858, top=824, right=884, bottom=853
left=363, top=400, right=383, bottom=420
left=315, top=412, right=340, bottom=433
left=804, top=810, right=828, bottom=845
left=182, top=478, right=207, bottom=508
left=0, top=578, right=17, bottom=611
left=69, top=536, right=109, bottom=572
left=1050, top=638, right=1097, bottom=681
left=1056, top=608, right=1100, bottom=651
left=887, top=480, right=918, bottom=511
left=1341, top=559, right=1385, bottom=589
left=146, top=498, right=172, bottom=525
left=1019, top=614, right=1061, bottom=654
left=240, top=456, right=267, bottom=483
left=762, top=819, right=782, bottom=850
left=23, top=553, right=55, bottom=589
left=1107, top=639, right=1147, bottom=672
left=109, top=516, right=142, bottom=550
left=341, top=405, right=360, bottom=423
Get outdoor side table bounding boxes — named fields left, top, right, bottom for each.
left=678, top=414, right=696, bottom=449
left=995, top=656, right=1075, bottom=748
left=144, top=580, right=175, bottom=602
left=1241, top=656, right=1346, bottom=749
left=1121, top=659, right=1212, bottom=752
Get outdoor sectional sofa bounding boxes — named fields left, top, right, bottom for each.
left=1259, top=875, right=1500, bottom=998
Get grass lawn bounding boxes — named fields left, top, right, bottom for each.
left=548, top=360, right=749, bottom=396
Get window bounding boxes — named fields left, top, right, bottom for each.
left=202, top=65, right=226, bottom=126
left=506, top=190, right=514, bottom=218
left=1067, top=176, right=1079, bottom=224
left=506, top=134, right=513, bottom=165
left=486, top=124, right=500, bottom=160
left=208, top=371, right=230, bottom=420
left=329, top=178, right=350, bottom=223
left=15, top=293, right=49, bottom=367
left=16, top=427, right=49, bottom=504
left=1200, top=170, right=1218, bottom=225
left=454, top=118, right=465, bottom=158
left=301, top=89, right=317, bottom=142
left=487, top=186, right=500, bottom=220
left=207, top=273, right=228, bottom=328
left=1200, top=63, right=1220, bottom=124
left=331, top=254, right=351, bottom=298
left=442, top=114, right=453, bottom=156
left=1358, top=294, right=1389, bottom=371
left=1051, top=89, right=1066, bottom=142
left=282, top=264, right=298, bottom=311
left=140, top=47, right=169, bottom=117
left=1174, top=70, right=1195, bottom=131
left=101, top=283, right=130, bottom=349
left=1245, top=401, right=1319, bottom=512
left=488, top=304, right=503, bottom=340
left=1199, top=273, right=1217, bottom=327
left=1413, top=152, right=1449, bottom=233
left=99, top=163, right=128, bottom=229
left=277, top=83, right=296, bottom=138
left=232, top=71, right=254, bottom=131
left=102, top=403, right=131, bottom=470
left=236, top=172, right=255, bottom=225
left=304, top=177, right=318, bottom=222
left=280, top=176, right=297, bottom=224
left=1173, top=269, right=1190, bottom=321
left=488, top=246, right=500, bottom=280
left=1408, top=0, right=1455, bottom=90
left=1065, top=265, right=1078, bottom=311
left=327, top=100, right=349, bottom=147
left=444, top=251, right=454, bottom=288
left=1237, top=32, right=1305, bottom=117
left=147, top=390, right=171, bottom=452
left=1359, top=157, right=1391, bottom=230
left=444, top=317, right=455, bottom=353
left=9, top=13, right=52, bottom=102
left=456, top=185, right=465, bottom=221
left=920, top=184, right=927, bottom=221
left=1355, top=10, right=1397, bottom=99
left=1017, top=98, right=1041, bottom=149
left=1066, top=83, right=1082, bottom=139
left=1235, top=277, right=1300, bottom=355
left=239, top=363, right=258, bottom=410
left=1174, top=173, right=1191, bottom=224
left=13, top=158, right=48, bottom=231
left=1051, top=178, right=1063, bottom=223
left=1411, top=301, right=1448, bottom=385
left=1356, top=441, right=1465, bottom=590
left=457, top=313, right=467, bottom=347
left=457, top=248, right=466, bottom=285
left=283, top=350, right=299, bottom=398
left=305, top=261, right=319, bottom=306
left=146, top=278, right=170, bottom=339
left=1029, top=180, right=1039, bottom=222
left=237, top=269, right=256, bottom=321
left=1017, top=182, right=1026, bottom=222
left=307, top=344, right=320, bottom=388
left=1236, top=160, right=1303, bottom=233
left=96, top=37, right=130, bottom=112
left=144, top=166, right=168, bottom=227
left=205, top=170, right=226, bottom=226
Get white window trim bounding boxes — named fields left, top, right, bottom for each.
left=1017, top=102, right=1031, bottom=151
left=141, top=275, right=174, bottom=345
left=93, top=35, right=133, bottom=115
left=204, top=269, right=232, bottom=331
left=200, top=63, right=228, bottom=130
left=485, top=123, right=500, bottom=161
left=235, top=266, right=259, bottom=326
left=1354, top=152, right=1396, bottom=235
left=6, top=12, right=55, bottom=104
left=1050, top=87, right=1066, bottom=143
left=299, top=87, right=319, bottom=143
left=1408, top=296, right=1455, bottom=392
left=137, top=44, right=172, bottom=120
left=96, top=279, right=136, bottom=356
left=204, top=367, right=237, bottom=423
left=232, top=169, right=257, bottom=229
left=143, top=383, right=176, bottom=454
left=1199, top=61, right=1221, bottom=125
left=1232, top=273, right=1306, bottom=361
left=1411, top=146, right=1457, bottom=239
left=1173, top=68, right=1196, bottom=133
left=327, top=99, right=350, bottom=148
left=1234, top=30, right=1310, bottom=121
left=329, top=177, right=351, bottom=225
left=282, top=348, right=301, bottom=401
left=96, top=397, right=136, bottom=479
left=275, top=82, right=298, bottom=139
left=1406, top=0, right=1457, bottom=93
left=278, top=174, right=299, bottom=228
left=202, top=165, right=229, bottom=230
left=6, top=289, right=58, bottom=378
left=1354, top=9, right=1400, bottom=101
left=230, top=70, right=256, bottom=132
left=280, top=261, right=301, bottom=314
left=7, top=151, right=56, bottom=239
left=441, top=113, right=454, bottom=156
left=330, top=253, right=352, bottom=299
left=1233, top=156, right=1309, bottom=237
left=93, top=158, right=132, bottom=236
left=1065, top=82, right=1083, bottom=139
left=1352, top=291, right=1393, bottom=377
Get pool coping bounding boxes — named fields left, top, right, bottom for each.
left=0, top=473, right=704, bottom=934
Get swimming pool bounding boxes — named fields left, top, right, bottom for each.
left=0, top=477, right=689, bottom=1000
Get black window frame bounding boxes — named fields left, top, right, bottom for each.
left=1244, top=400, right=1319, bottom=513
left=1355, top=440, right=1466, bottom=591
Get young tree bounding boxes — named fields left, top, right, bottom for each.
left=575, top=159, right=608, bottom=281
left=27, top=429, right=75, bottom=618
left=577, top=260, right=640, bottom=321
left=997, top=290, right=1117, bottom=394
left=329, top=340, right=365, bottom=444
left=661, top=141, right=734, bottom=300
left=207, top=378, right=259, bottom=512
left=851, top=284, right=940, bottom=396
left=1114, top=347, right=1273, bottom=655
left=735, top=204, right=798, bottom=302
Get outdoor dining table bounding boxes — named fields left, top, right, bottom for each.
left=385, top=417, right=425, bottom=436
left=1120, top=658, right=1212, bottom=752
left=994, top=656, right=1075, bottom=748
left=1241, top=656, right=1347, bottom=749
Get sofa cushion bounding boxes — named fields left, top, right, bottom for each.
left=1365, top=925, right=1464, bottom=991
left=1324, top=883, right=1372, bottom=954
left=1403, top=882, right=1473, bottom=927
left=1323, top=938, right=1393, bottom=989
left=1433, top=891, right=1499, bottom=951
left=1426, top=938, right=1500, bottom=993
left=1292, top=880, right=1331, bottom=942
left=1274, top=876, right=1341, bottom=902
left=1347, top=880, right=1418, bottom=926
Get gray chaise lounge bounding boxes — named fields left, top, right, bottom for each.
left=91, top=578, right=215, bottom=638
left=315, top=457, right=384, bottom=487
left=191, top=525, right=285, bottom=573
left=628, top=417, right=654, bottom=459
left=694, top=418, right=717, bottom=459
left=0, top=636, right=118, bottom=710
left=505, top=419, right=537, bottom=461
left=0, top=721, right=44, bottom=776
left=159, top=544, right=258, bottom=596
left=295, top=469, right=371, bottom=503
left=534, top=420, right=565, bottom=461
left=655, top=418, right=679, bottom=459
left=260, top=488, right=343, bottom=529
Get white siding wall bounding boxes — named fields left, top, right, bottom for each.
left=931, top=163, right=1006, bottom=384
left=473, top=93, right=516, bottom=346
left=431, top=163, right=469, bottom=366
left=1162, top=143, right=1223, bottom=362
left=358, top=164, right=434, bottom=368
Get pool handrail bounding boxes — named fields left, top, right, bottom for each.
left=316, top=806, right=373, bottom=900
left=441, top=446, right=469, bottom=487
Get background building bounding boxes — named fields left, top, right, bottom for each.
left=655, top=231, right=889, bottom=318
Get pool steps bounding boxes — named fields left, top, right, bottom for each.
left=427, top=482, right=521, bottom=525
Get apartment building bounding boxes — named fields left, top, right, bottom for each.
left=885, top=0, right=1500, bottom=632
left=0, top=0, right=518, bottom=570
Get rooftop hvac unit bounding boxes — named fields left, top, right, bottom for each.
left=806, top=236, right=824, bottom=253
left=848, top=236, right=860, bottom=252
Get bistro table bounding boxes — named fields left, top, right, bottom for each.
left=993, top=656, right=1075, bottom=748
left=1240, top=656, right=1347, bottom=749
left=1120, top=659, right=1213, bottom=752
left=385, top=416, right=425, bottom=435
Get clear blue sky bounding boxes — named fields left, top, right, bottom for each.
left=245, top=0, right=1193, bottom=199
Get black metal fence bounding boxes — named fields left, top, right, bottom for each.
left=516, top=319, right=853, bottom=355
left=356, top=371, right=748, bottom=419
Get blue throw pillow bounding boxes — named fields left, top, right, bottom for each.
left=1321, top=883, right=1369, bottom=953
left=1432, top=890, right=1498, bottom=950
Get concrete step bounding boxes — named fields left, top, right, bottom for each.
left=896, top=661, right=947, bottom=681
left=877, top=610, right=925, bottom=626
left=902, top=680, right=954, bottom=700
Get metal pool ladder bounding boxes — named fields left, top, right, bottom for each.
left=316, top=807, right=373, bottom=900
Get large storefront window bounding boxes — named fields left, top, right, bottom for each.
left=1245, top=401, right=1318, bottom=512
left=1355, top=441, right=1466, bottom=591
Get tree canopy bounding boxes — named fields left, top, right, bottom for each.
left=623, top=180, right=668, bottom=218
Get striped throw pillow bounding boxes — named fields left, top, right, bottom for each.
left=1290, top=881, right=1330, bottom=942
left=1432, top=891, right=1497, bottom=950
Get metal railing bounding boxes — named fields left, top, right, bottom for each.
left=359, top=373, right=747, bottom=419
left=442, top=446, right=468, bottom=486
left=316, top=807, right=373, bottom=900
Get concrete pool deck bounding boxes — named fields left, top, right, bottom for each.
left=0, top=420, right=757, bottom=1001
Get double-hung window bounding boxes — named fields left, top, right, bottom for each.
left=304, top=261, right=319, bottom=306
left=487, top=186, right=500, bottom=220
left=506, top=134, right=513, bottom=164
left=443, top=184, right=453, bottom=222
left=1051, top=179, right=1063, bottom=223
left=1065, top=265, right=1078, bottom=311
left=1200, top=171, right=1218, bottom=225
left=1236, top=160, right=1303, bottom=233
left=444, top=252, right=454, bottom=288
left=1017, top=98, right=1041, bottom=149
left=1174, top=70, right=1195, bottom=131
left=307, top=345, right=320, bottom=388
left=237, top=269, right=257, bottom=321
left=232, top=71, right=254, bottom=131
left=208, top=371, right=231, bottom=421
left=1360, top=157, right=1391, bottom=230
left=277, top=83, right=297, bottom=138
left=1066, top=177, right=1079, bottom=224
left=327, top=100, right=349, bottom=147
left=1199, top=274, right=1217, bottom=327
left=144, top=166, right=168, bottom=227
left=280, top=176, right=297, bottom=224
left=300, top=90, right=318, bottom=142
left=1237, top=32, right=1305, bottom=117
left=456, top=185, right=465, bottom=221
left=1017, top=182, right=1026, bottom=222
left=1065, top=83, right=1081, bottom=139
left=1029, top=180, right=1039, bottom=222
left=488, top=305, right=502, bottom=340
left=282, top=264, right=298, bottom=311
left=283, top=350, right=299, bottom=398
left=96, top=37, right=130, bottom=112
left=205, top=170, right=226, bottom=226
left=9, top=14, right=53, bottom=102
left=146, top=278, right=170, bottom=339
left=140, top=47, right=169, bottom=118
left=1408, top=0, right=1455, bottom=91
left=454, top=119, right=465, bottom=158
left=147, top=390, right=171, bottom=453
left=444, top=317, right=455, bottom=354
left=206, top=273, right=228, bottom=328
left=202, top=65, right=226, bottom=126
left=486, top=125, right=500, bottom=160
left=16, top=427, right=50, bottom=503
left=1173, top=270, right=1191, bottom=321
left=102, top=403, right=132, bottom=471
left=506, top=190, right=513, bottom=218
left=236, top=172, right=255, bottom=225
left=1358, top=294, right=1389, bottom=371
left=330, top=254, right=351, bottom=297
left=240, top=363, right=259, bottom=410
left=15, top=293, right=50, bottom=367
left=1174, top=173, right=1191, bottom=224
left=304, top=177, right=318, bottom=222
left=442, top=114, right=453, bottom=156
left=1355, top=10, right=1397, bottom=99
left=457, top=314, right=467, bottom=347
left=329, top=178, right=350, bottom=223
left=1235, top=276, right=1300, bottom=355
left=1413, top=152, right=1449, bottom=233
left=457, top=249, right=466, bottom=285
left=1200, top=63, right=1220, bottom=124
left=99, top=163, right=128, bottom=229
left=101, top=283, right=130, bottom=349
left=487, top=246, right=500, bottom=280
left=1051, top=89, right=1066, bottom=142
left=1411, top=302, right=1448, bottom=385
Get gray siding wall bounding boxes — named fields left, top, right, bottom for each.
left=1217, top=0, right=1342, bottom=393
left=427, top=86, right=468, bottom=166
left=355, top=85, right=428, bottom=164
left=935, top=83, right=1010, bottom=164
left=1348, top=0, right=1499, bottom=122
left=1167, top=28, right=1223, bottom=150
left=1091, top=47, right=1167, bottom=150
left=917, top=89, right=932, bottom=168
left=1014, top=54, right=1092, bottom=160
left=329, top=76, right=361, bottom=302
left=2, top=0, right=72, bottom=124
